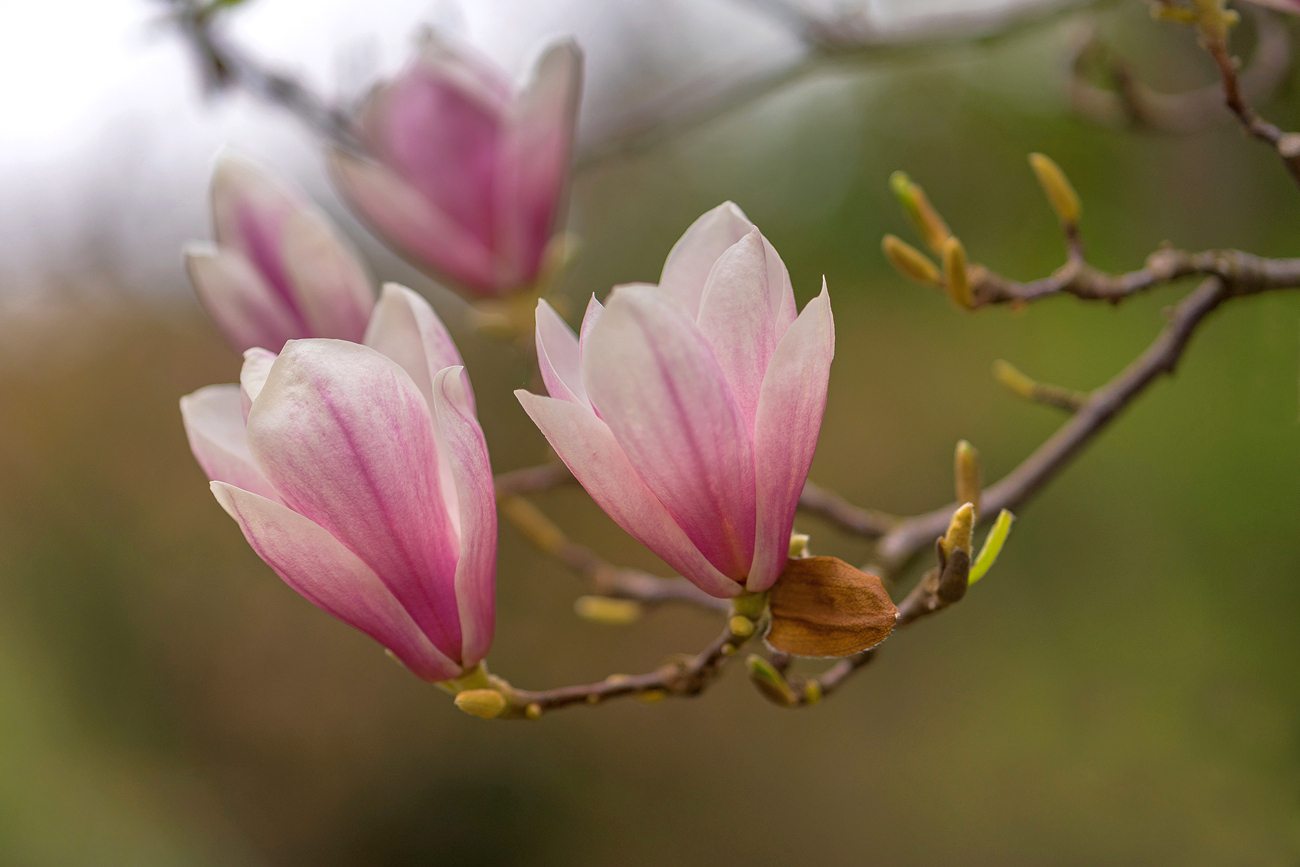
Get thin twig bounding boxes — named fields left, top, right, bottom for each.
left=163, top=0, right=362, bottom=151
left=502, top=616, right=753, bottom=714
left=497, top=493, right=729, bottom=612
left=494, top=462, right=575, bottom=498
left=876, top=276, right=1244, bottom=570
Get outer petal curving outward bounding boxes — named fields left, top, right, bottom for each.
left=180, top=384, right=281, bottom=503
left=246, top=339, right=464, bottom=662
left=747, top=283, right=835, bottom=592
left=212, top=483, right=461, bottom=681
left=582, top=285, right=757, bottom=580
left=516, top=391, right=741, bottom=598
left=534, top=298, right=587, bottom=406
left=431, top=367, right=497, bottom=667
left=186, top=247, right=300, bottom=354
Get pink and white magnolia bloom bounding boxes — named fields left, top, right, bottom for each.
left=329, top=33, right=583, bottom=298
left=517, top=203, right=835, bottom=599
left=186, top=152, right=375, bottom=354
left=180, top=285, right=495, bottom=681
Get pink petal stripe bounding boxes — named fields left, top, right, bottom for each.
left=279, top=208, right=375, bottom=343
left=747, top=284, right=835, bottom=592
left=582, top=285, right=757, bottom=579
left=329, top=150, right=506, bottom=295
left=212, top=482, right=461, bottom=682
left=246, top=339, right=463, bottom=661
left=431, top=367, right=497, bottom=667
left=516, top=391, right=741, bottom=598
left=364, top=283, right=468, bottom=530
left=695, top=229, right=795, bottom=431
left=186, top=247, right=300, bottom=353
left=534, top=299, right=587, bottom=406
left=209, top=154, right=304, bottom=326
left=180, top=384, right=281, bottom=503
left=658, top=202, right=754, bottom=319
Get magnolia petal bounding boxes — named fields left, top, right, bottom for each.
left=240, top=348, right=277, bottom=420
left=431, top=367, right=497, bottom=667
left=186, top=246, right=301, bottom=353
left=329, top=150, right=505, bottom=295
left=747, top=283, right=834, bottom=592
left=247, top=339, right=463, bottom=661
left=280, top=208, right=375, bottom=343
left=211, top=482, right=461, bottom=681
left=500, top=38, right=583, bottom=282
left=209, top=153, right=302, bottom=312
left=658, top=201, right=755, bottom=319
left=695, top=229, right=796, bottom=429
left=180, top=384, right=281, bottom=502
left=578, top=294, right=604, bottom=359
left=516, top=391, right=741, bottom=598
left=581, top=285, right=757, bottom=579
left=534, top=299, right=587, bottom=406
left=362, top=37, right=506, bottom=254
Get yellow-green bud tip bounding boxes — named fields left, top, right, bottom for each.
left=454, top=689, right=507, bottom=719
left=882, top=234, right=941, bottom=285
left=890, top=171, right=952, bottom=254
left=993, top=359, right=1037, bottom=400
left=788, top=532, right=811, bottom=559
left=1028, top=153, right=1080, bottom=228
left=942, top=236, right=973, bottom=310
left=746, top=654, right=798, bottom=707
left=803, top=680, right=823, bottom=706
left=943, top=502, right=976, bottom=558
left=728, top=615, right=756, bottom=638
left=525, top=702, right=543, bottom=720
left=954, top=440, right=981, bottom=519
left=573, top=595, right=643, bottom=625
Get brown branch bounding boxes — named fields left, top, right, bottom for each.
left=1200, top=13, right=1300, bottom=188
left=876, top=276, right=1244, bottom=570
left=797, top=480, right=896, bottom=537
left=494, top=462, right=575, bottom=497
left=163, top=0, right=362, bottom=151
left=497, top=493, right=728, bottom=613
left=500, top=614, right=755, bottom=715
left=1068, top=7, right=1291, bottom=136
left=972, top=247, right=1300, bottom=306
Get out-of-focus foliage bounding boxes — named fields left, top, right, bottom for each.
left=0, top=3, right=1298, bottom=864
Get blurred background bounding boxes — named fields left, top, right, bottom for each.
left=1, top=0, right=1299, bottom=863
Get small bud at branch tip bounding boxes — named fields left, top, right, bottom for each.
left=942, top=237, right=974, bottom=310
left=574, top=595, right=643, bottom=625
left=454, top=689, right=507, bottom=719
left=882, top=235, right=941, bottom=285
left=1029, top=153, right=1081, bottom=228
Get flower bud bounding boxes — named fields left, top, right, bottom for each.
left=746, top=654, right=798, bottom=707
left=788, top=532, right=811, bottom=559
left=970, top=509, right=1016, bottom=585
left=454, top=689, right=507, bottom=719
left=954, top=440, right=981, bottom=519
left=889, top=171, right=952, bottom=254
left=1028, top=153, right=1081, bottom=228
left=574, top=595, right=643, bottom=625
left=882, top=234, right=940, bottom=285
left=942, top=502, right=975, bottom=559
left=942, top=237, right=973, bottom=310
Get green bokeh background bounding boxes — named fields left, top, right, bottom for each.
left=1, top=4, right=1298, bottom=864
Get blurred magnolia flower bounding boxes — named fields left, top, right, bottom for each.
left=180, top=285, right=495, bottom=682
left=330, top=33, right=583, bottom=299
left=186, top=153, right=375, bottom=353
left=517, top=203, right=834, bottom=599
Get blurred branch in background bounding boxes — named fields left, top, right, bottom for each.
left=1071, top=4, right=1300, bottom=186
left=162, top=0, right=1097, bottom=171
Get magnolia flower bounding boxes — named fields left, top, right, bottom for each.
left=186, top=153, right=375, bottom=354
left=180, top=285, right=495, bottom=681
left=517, top=203, right=834, bottom=599
left=330, top=33, right=582, bottom=298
